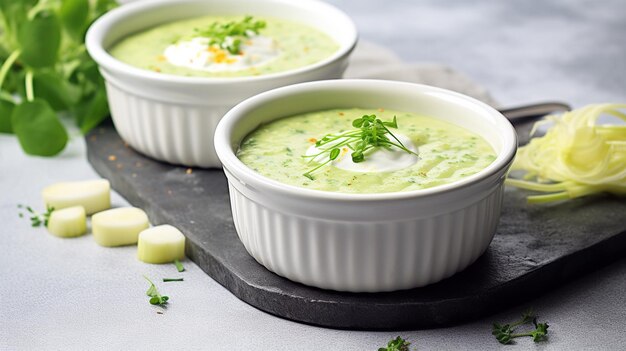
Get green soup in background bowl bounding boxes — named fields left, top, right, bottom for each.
left=86, top=0, right=357, bottom=168
left=110, top=15, right=339, bottom=78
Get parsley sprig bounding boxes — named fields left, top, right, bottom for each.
left=18, top=204, right=54, bottom=227
left=144, top=276, right=169, bottom=306
left=195, top=16, right=266, bottom=55
left=492, top=309, right=549, bottom=344
left=378, top=336, right=411, bottom=351
left=303, top=114, right=418, bottom=180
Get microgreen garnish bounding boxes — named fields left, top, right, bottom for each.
left=18, top=204, right=54, bottom=227
left=195, top=16, right=266, bottom=55
left=174, top=259, right=185, bottom=272
left=302, top=114, right=418, bottom=179
left=144, top=276, right=169, bottom=306
left=378, top=336, right=411, bottom=351
left=163, top=278, right=184, bottom=282
left=492, top=309, right=549, bottom=344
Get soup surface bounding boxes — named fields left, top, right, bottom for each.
left=237, top=108, right=497, bottom=193
left=109, top=15, right=339, bottom=77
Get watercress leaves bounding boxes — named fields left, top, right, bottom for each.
left=0, top=99, right=15, bottom=133
left=31, top=70, right=82, bottom=110
left=76, top=89, right=109, bottom=134
left=0, top=0, right=117, bottom=156
left=11, top=99, right=68, bottom=156
left=18, top=11, right=61, bottom=68
left=59, top=0, right=89, bottom=41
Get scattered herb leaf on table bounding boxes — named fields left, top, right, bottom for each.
left=378, top=336, right=411, bottom=351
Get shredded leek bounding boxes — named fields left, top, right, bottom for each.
left=506, top=103, right=626, bottom=203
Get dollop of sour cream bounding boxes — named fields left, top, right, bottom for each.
left=306, top=133, right=419, bottom=173
left=163, top=35, right=279, bottom=72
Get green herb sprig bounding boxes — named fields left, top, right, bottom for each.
left=0, top=0, right=117, bottom=156
left=195, top=16, right=266, bottom=55
left=144, top=276, right=169, bottom=306
left=303, top=114, right=418, bottom=180
left=18, top=204, right=54, bottom=227
left=378, top=336, right=411, bottom=351
left=492, top=309, right=549, bottom=344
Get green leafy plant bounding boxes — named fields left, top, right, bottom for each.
left=144, top=276, right=169, bottom=306
left=0, top=0, right=117, bottom=156
left=18, top=204, right=54, bottom=227
left=492, top=309, right=549, bottom=344
left=378, top=336, right=411, bottom=351
left=303, top=114, right=418, bottom=180
left=195, top=15, right=266, bottom=55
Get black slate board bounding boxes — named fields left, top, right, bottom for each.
left=86, top=121, right=626, bottom=330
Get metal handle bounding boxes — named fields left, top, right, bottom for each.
left=498, top=102, right=571, bottom=124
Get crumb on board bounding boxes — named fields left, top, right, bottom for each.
left=108, top=155, right=117, bottom=161
left=186, top=168, right=193, bottom=175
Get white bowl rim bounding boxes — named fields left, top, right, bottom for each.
left=215, top=79, right=518, bottom=202
left=85, top=0, right=358, bottom=85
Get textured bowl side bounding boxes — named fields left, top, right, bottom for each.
left=228, top=181, right=504, bottom=292
left=105, top=81, right=226, bottom=167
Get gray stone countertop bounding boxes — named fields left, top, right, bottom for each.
left=2, top=0, right=626, bottom=350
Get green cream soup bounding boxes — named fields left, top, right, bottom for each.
left=109, top=16, right=339, bottom=77
left=237, top=108, right=497, bottom=193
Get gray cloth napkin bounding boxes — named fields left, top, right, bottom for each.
left=345, top=41, right=498, bottom=107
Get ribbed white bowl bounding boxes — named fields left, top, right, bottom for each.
left=215, top=80, right=517, bottom=292
left=86, top=0, right=357, bottom=167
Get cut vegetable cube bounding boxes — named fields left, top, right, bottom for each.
left=137, top=225, right=186, bottom=264
left=92, top=207, right=149, bottom=247
left=42, top=179, right=111, bottom=215
left=47, top=206, right=87, bottom=238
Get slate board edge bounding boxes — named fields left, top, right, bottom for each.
left=86, top=136, right=626, bottom=331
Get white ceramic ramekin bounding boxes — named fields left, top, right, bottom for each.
left=215, top=80, right=517, bottom=292
left=86, top=0, right=357, bottom=167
